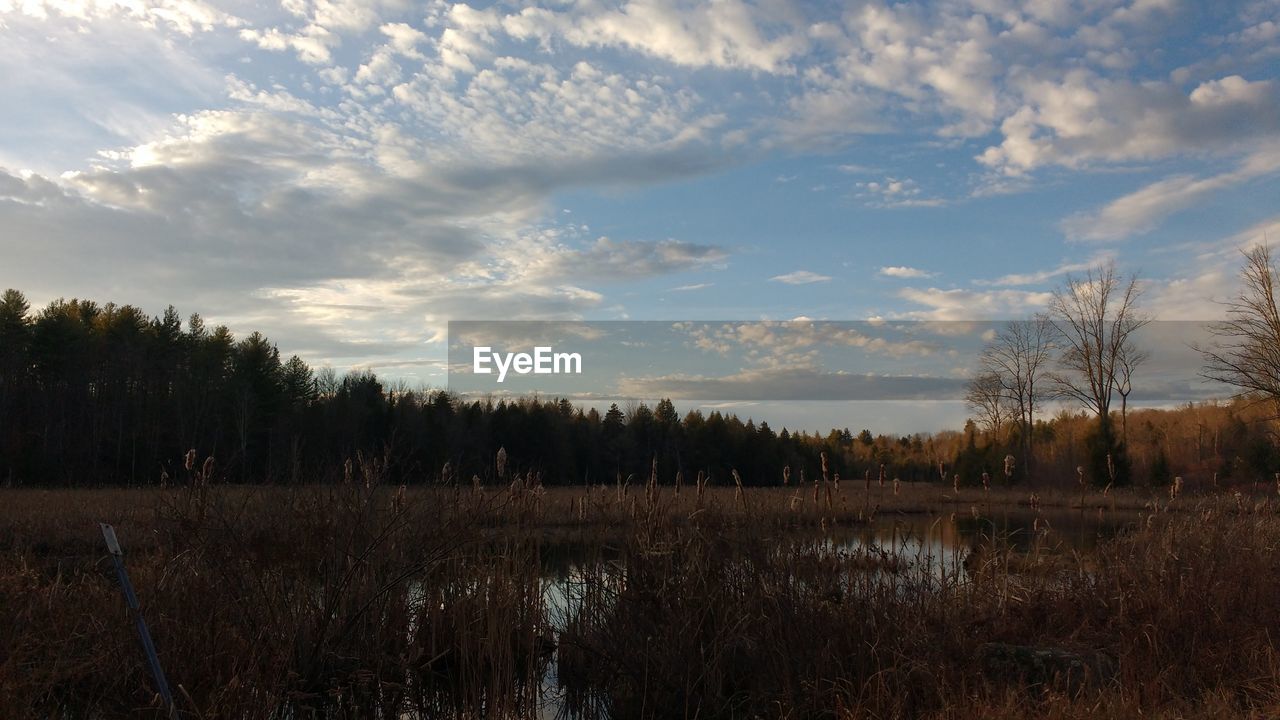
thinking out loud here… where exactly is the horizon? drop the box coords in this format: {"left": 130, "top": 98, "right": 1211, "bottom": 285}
{"left": 4, "top": 0, "right": 1280, "bottom": 431}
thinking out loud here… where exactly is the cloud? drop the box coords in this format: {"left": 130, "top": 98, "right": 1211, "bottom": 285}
{"left": 798, "top": 2, "right": 1004, "bottom": 140}
{"left": 670, "top": 282, "right": 713, "bottom": 291}
{"left": 239, "top": 25, "right": 340, "bottom": 65}
{"left": 677, "top": 321, "right": 940, "bottom": 365}
{"left": 853, "top": 177, "right": 945, "bottom": 207}
{"left": 896, "top": 287, "right": 1053, "bottom": 320}
{"left": 497, "top": 0, "right": 810, "bottom": 73}
{"left": 5, "top": 0, "right": 243, "bottom": 35}
{"left": 389, "top": 58, "right": 723, "bottom": 165}
{"left": 975, "top": 255, "right": 1112, "bottom": 286}
{"left": 1062, "top": 143, "right": 1280, "bottom": 241}
{"left": 0, "top": 96, "right": 730, "bottom": 371}
{"left": 979, "top": 74, "right": 1280, "bottom": 176}
{"left": 617, "top": 367, "right": 968, "bottom": 402}
{"left": 0, "top": 11, "right": 226, "bottom": 173}
{"left": 522, "top": 236, "right": 728, "bottom": 282}
{"left": 1141, "top": 213, "right": 1280, "bottom": 320}
{"left": 879, "top": 266, "right": 938, "bottom": 279}
{"left": 0, "top": 0, "right": 763, "bottom": 379}
{"left": 770, "top": 270, "right": 832, "bottom": 285}
{"left": 4, "top": 0, "right": 1280, "bottom": 380}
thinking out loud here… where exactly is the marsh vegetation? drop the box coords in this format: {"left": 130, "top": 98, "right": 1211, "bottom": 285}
{"left": 3, "top": 478, "right": 1279, "bottom": 719}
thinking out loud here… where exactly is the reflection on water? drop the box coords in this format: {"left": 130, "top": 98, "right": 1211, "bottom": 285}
{"left": 531, "top": 507, "right": 1138, "bottom": 719}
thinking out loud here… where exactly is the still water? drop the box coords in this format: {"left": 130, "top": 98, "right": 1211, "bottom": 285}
{"left": 529, "top": 507, "right": 1137, "bottom": 719}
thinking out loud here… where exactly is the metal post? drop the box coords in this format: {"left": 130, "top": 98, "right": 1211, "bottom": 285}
{"left": 101, "top": 523, "right": 179, "bottom": 719}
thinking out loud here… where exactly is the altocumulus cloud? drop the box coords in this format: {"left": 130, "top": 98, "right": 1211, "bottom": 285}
{"left": 2, "top": 0, "right": 1280, "bottom": 377}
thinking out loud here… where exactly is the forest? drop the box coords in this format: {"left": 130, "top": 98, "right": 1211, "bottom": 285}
{"left": 2, "top": 258, "right": 1280, "bottom": 490}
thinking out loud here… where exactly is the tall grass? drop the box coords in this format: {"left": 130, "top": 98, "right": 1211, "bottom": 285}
{"left": 1, "top": 480, "right": 1278, "bottom": 718}
{"left": 0, "top": 473, "right": 550, "bottom": 718}
{"left": 558, "top": 506, "right": 1280, "bottom": 718}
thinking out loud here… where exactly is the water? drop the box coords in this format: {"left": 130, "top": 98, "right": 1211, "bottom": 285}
{"left": 529, "top": 507, "right": 1137, "bottom": 718}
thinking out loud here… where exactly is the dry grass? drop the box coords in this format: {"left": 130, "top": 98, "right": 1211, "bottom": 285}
{"left": 2, "top": 479, "right": 1279, "bottom": 718}
{"left": 0, "top": 477, "right": 552, "bottom": 718}
{"left": 558, "top": 503, "right": 1280, "bottom": 719}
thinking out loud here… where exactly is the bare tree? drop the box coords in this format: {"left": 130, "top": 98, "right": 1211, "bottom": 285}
{"left": 1048, "top": 261, "right": 1149, "bottom": 421}
{"left": 1115, "top": 340, "right": 1149, "bottom": 444}
{"left": 1201, "top": 245, "right": 1280, "bottom": 417}
{"left": 965, "top": 371, "right": 1009, "bottom": 439}
{"left": 976, "top": 316, "right": 1054, "bottom": 476}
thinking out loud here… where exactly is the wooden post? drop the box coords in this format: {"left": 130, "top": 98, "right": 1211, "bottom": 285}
{"left": 101, "top": 523, "right": 178, "bottom": 719}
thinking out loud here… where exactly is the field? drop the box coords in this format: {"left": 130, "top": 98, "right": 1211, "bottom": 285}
{"left": 3, "top": 480, "right": 1280, "bottom": 719}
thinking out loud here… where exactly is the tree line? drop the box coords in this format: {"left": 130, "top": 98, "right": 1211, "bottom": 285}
{"left": 0, "top": 290, "right": 958, "bottom": 487}
{"left": 5, "top": 246, "right": 1280, "bottom": 489}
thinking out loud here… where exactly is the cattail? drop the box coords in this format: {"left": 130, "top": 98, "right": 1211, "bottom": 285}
{"left": 893, "top": 477, "right": 900, "bottom": 496}
{"left": 1171, "top": 476, "right": 1183, "bottom": 500}
{"left": 675, "top": 470, "right": 683, "bottom": 496}
{"left": 981, "top": 471, "right": 990, "bottom": 491}
{"left": 160, "top": 469, "right": 169, "bottom": 489}
{"left": 833, "top": 472, "right": 840, "bottom": 491}
{"left": 820, "top": 452, "right": 829, "bottom": 482}
{"left": 878, "top": 463, "right": 886, "bottom": 487}
{"left": 864, "top": 467, "right": 871, "bottom": 490}
{"left": 201, "top": 456, "right": 215, "bottom": 483}
{"left": 783, "top": 465, "right": 791, "bottom": 486}
{"left": 649, "top": 455, "right": 659, "bottom": 504}
{"left": 184, "top": 449, "right": 197, "bottom": 472}
{"left": 472, "top": 474, "right": 481, "bottom": 493}
{"left": 1076, "top": 466, "right": 1086, "bottom": 487}
{"left": 953, "top": 473, "right": 960, "bottom": 492}
{"left": 344, "top": 458, "right": 353, "bottom": 484}
{"left": 496, "top": 446, "right": 507, "bottom": 479}
{"left": 1003, "top": 454, "right": 1015, "bottom": 481}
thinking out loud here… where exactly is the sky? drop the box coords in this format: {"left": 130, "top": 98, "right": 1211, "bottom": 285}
{"left": 445, "top": 319, "right": 1222, "bottom": 433}
{"left": 2, "top": 0, "right": 1279, "bottom": 431}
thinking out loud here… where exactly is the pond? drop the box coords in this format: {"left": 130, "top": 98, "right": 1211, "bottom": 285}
{"left": 527, "top": 506, "right": 1139, "bottom": 719}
